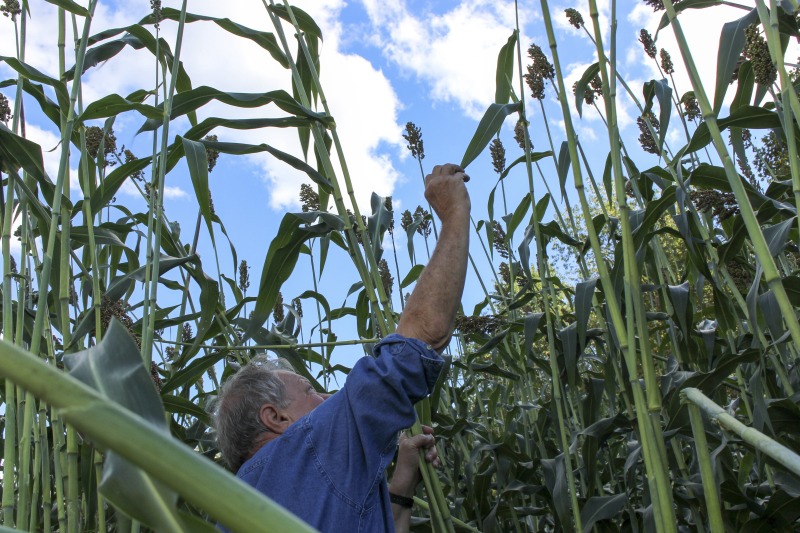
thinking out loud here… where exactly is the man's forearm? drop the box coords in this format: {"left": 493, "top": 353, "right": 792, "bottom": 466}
{"left": 397, "top": 209, "right": 470, "bottom": 350}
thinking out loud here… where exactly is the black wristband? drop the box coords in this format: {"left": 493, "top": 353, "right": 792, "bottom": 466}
{"left": 389, "top": 493, "right": 414, "bottom": 508}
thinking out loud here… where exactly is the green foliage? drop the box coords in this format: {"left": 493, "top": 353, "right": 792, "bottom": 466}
{"left": 1, "top": 0, "right": 800, "bottom": 532}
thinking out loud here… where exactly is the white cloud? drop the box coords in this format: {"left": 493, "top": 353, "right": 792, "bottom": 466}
{"left": 361, "top": 0, "right": 530, "bottom": 118}
{"left": 163, "top": 185, "right": 188, "bottom": 199}
{"left": 1, "top": 0, "right": 404, "bottom": 212}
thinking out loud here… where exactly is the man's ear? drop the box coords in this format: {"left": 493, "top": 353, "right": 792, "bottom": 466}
{"left": 259, "top": 403, "right": 291, "bottom": 434}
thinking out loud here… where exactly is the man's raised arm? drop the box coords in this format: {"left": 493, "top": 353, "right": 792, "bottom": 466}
{"left": 397, "top": 163, "right": 471, "bottom": 352}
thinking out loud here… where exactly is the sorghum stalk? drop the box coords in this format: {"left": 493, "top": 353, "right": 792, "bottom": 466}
{"left": 514, "top": 3, "right": 582, "bottom": 529}
{"left": 28, "top": 399, "right": 41, "bottom": 533}
{"left": 664, "top": 0, "right": 800, "bottom": 349}
{"left": 586, "top": 0, "right": 676, "bottom": 527}
{"left": 683, "top": 387, "right": 800, "bottom": 477}
{"left": 16, "top": 392, "right": 35, "bottom": 528}
{"left": 27, "top": 0, "right": 98, "bottom": 361}
{"left": 687, "top": 403, "right": 725, "bottom": 532}
{"left": 38, "top": 407, "right": 52, "bottom": 533}
{"left": 757, "top": 0, "right": 800, "bottom": 219}
{"left": 543, "top": 0, "right": 677, "bottom": 528}
{"left": 264, "top": 1, "right": 390, "bottom": 337}
{"left": 141, "top": 0, "right": 190, "bottom": 364}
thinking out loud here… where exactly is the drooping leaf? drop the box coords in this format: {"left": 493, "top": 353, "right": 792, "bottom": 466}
{"left": 574, "top": 62, "right": 600, "bottom": 118}
{"left": 580, "top": 493, "right": 628, "bottom": 533}
{"left": 714, "top": 9, "right": 758, "bottom": 114}
{"left": 64, "top": 321, "right": 183, "bottom": 532}
{"left": 643, "top": 78, "right": 672, "bottom": 152}
{"left": 461, "top": 102, "right": 522, "bottom": 168}
{"left": 245, "top": 212, "right": 343, "bottom": 342}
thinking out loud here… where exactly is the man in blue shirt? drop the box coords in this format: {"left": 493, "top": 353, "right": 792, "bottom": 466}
{"left": 214, "top": 163, "right": 470, "bottom": 532}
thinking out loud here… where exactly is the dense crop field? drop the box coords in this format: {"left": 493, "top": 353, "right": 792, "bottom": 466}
{"left": 1, "top": 0, "right": 800, "bottom": 532}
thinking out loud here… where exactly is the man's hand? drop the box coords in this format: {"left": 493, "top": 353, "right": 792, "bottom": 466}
{"left": 424, "top": 164, "right": 471, "bottom": 224}
{"left": 389, "top": 425, "right": 439, "bottom": 498}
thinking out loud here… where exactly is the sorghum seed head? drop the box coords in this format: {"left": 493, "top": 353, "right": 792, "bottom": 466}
{"left": 238, "top": 260, "right": 250, "bottom": 293}
{"left": 204, "top": 135, "right": 220, "bottom": 172}
{"left": 499, "top": 262, "right": 511, "bottom": 287}
{"left": 123, "top": 148, "right": 145, "bottom": 181}
{"left": 637, "top": 112, "right": 660, "bottom": 154}
{"left": 292, "top": 297, "right": 303, "bottom": 318}
{"left": 299, "top": 183, "right": 320, "bottom": 212}
{"left": 400, "top": 209, "right": 413, "bottom": 232}
{"left": 413, "top": 206, "right": 431, "bottom": 238}
{"left": 643, "top": 0, "right": 665, "bottom": 12}
{"left": 384, "top": 196, "right": 395, "bottom": 233}
{"left": 150, "top": 361, "right": 163, "bottom": 392}
{"left": 100, "top": 297, "right": 140, "bottom": 347}
{"left": 403, "top": 122, "right": 425, "bottom": 160}
{"left": 454, "top": 314, "right": 505, "bottom": 336}
{"left": 0, "top": 93, "right": 11, "bottom": 123}
{"left": 681, "top": 92, "right": 701, "bottom": 120}
{"left": 85, "top": 126, "right": 118, "bottom": 167}
{"left": 9, "top": 255, "right": 17, "bottom": 274}
{"left": 524, "top": 44, "right": 554, "bottom": 100}
{"left": 150, "top": 0, "right": 162, "bottom": 29}
{"left": 514, "top": 119, "right": 530, "bottom": 150}
{"left": 1, "top": 0, "right": 21, "bottom": 19}
{"left": 639, "top": 30, "right": 657, "bottom": 59}
{"left": 573, "top": 75, "right": 602, "bottom": 105}
{"left": 660, "top": 49, "right": 674, "bottom": 75}
{"left": 490, "top": 138, "right": 506, "bottom": 174}
{"left": 379, "top": 258, "right": 393, "bottom": 297}
{"left": 565, "top": 8, "right": 583, "bottom": 28}
{"left": 491, "top": 221, "right": 509, "bottom": 259}
{"left": 182, "top": 323, "right": 193, "bottom": 343}
{"left": 273, "top": 292, "right": 285, "bottom": 323}
{"left": 744, "top": 25, "right": 776, "bottom": 86}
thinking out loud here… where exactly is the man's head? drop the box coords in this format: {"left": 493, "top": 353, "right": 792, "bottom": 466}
{"left": 213, "top": 357, "right": 329, "bottom": 471}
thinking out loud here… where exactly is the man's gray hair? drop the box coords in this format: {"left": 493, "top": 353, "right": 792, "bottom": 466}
{"left": 213, "top": 356, "right": 294, "bottom": 472}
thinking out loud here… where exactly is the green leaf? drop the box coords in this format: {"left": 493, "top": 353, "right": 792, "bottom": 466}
{"left": 580, "top": 493, "right": 628, "bottom": 533}
{"left": 181, "top": 138, "right": 215, "bottom": 246}
{"left": 731, "top": 61, "right": 755, "bottom": 113}
{"left": 643, "top": 79, "right": 672, "bottom": 152}
{"left": 460, "top": 102, "right": 522, "bottom": 169}
{"left": 161, "top": 394, "right": 212, "bottom": 426}
{"left": 495, "top": 31, "right": 518, "bottom": 104}
{"left": 268, "top": 4, "right": 323, "bottom": 41}
{"left": 400, "top": 264, "right": 425, "bottom": 289}
{"left": 80, "top": 93, "right": 162, "bottom": 122}
{"left": 763, "top": 217, "right": 796, "bottom": 256}
{"left": 0, "top": 56, "right": 70, "bottom": 109}
{"left": 557, "top": 141, "right": 571, "bottom": 196}
{"left": 245, "top": 212, "right": 343, "bottom": 341}
{"left": 714, "top": 9, "right": 758, "bottom": 114}
{"left": 44, "top": 0, "right": 89, "bottom": 16}
{"left": 657, "top": 0, "right": 721, "bottom": 32}
{"left": 507, "top": 193, "right": 532, "bottom": 241}
{"left": 574, "top": 62, "right": 600, "bottom": 118}
{"left": 575, "top": 278, "right": 597, "bottom": 357}
{"left": 197, "top": 139, "right": 332, "bottom": 192}
{"left": 64, "top": 321, "right": 183, "bottom": 533}
{"left": 0, "top": 123, "right": 47, "bottom": 182}
{"left": 145, "top": 7, "right": 289, "bottom": 68}
{"left": 686, "top": 106, "right": 782, "bottom": 153}
{"left": 498, "top": 151, "right": 553, "bottom": 181}
{"left": 138, "top": 87, "right": 331, "bottom": 134}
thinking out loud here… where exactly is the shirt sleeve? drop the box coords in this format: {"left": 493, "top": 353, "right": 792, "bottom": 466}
{"left": 304, "top": 333, "right": 444, "bottom": 507}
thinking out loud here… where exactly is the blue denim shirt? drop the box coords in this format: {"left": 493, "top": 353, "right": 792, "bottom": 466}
{"left": 236, "top": 334, "right": 444, "bottom": 532}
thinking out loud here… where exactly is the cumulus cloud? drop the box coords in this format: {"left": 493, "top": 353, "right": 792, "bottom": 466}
{"left": 360, "top": 0, "right": 531, "bottom": 118}
{"left": 0, "top": 0, "right": 404, "bottom": 212}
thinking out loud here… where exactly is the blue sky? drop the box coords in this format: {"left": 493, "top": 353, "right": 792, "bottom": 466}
{"left": 1, "top": 0, "right": 762, "bottom": 368}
